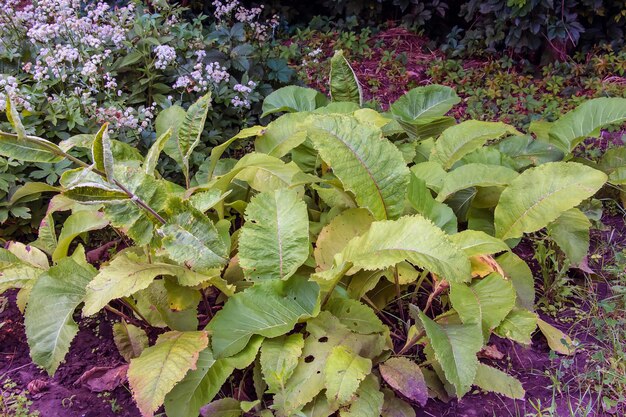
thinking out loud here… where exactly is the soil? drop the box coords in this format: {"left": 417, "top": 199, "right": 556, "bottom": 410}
{"left": 1, "top": 296, "right": 140, "bottom": 417}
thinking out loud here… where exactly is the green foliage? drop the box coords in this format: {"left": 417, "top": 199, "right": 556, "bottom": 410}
{"left": 0, "top": 72, "right": 623, "bottom": 417}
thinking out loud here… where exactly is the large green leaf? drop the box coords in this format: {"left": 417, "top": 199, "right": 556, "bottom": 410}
{"left": 598, "top": 147, "right": 626, "bottom": 185}
{"left": 92, "top": 123, "right": 114, "bottom": 181}
{"left": 9, "top": 182, "right": 59, "bottom": 205}
{"left": 407, "top": 174, "right": 457, "bottom": 234}
{"left": 205, "top": 126, "right": 265, "bottom": 181}
{"left": 494, "top": 308, "right": 538, "bottom": 345}
{"left": 379, "top": 357, "right": 428, "bottom": 406}
{"left": 210, "top": 152, "right": 313, "bottom": 194}
{"left": 255, "top": 113, "right": 308, "bottom": 158}
{"left": 494, "top": 162, "right": 607, "bottom": 240}
{"left": 143, "top": 128, "right": 172, "bottom": 175}
{"left": 24, "top": 253, "right": 97, "bottom": 375}
{"left": 178, "top": 94, "right": 211, "bottom": 184}
{"left": 199, "top": 398, "right": 242, "bottom": 417}
{"left": 547, "top": 208, "right": 591, "bottom": 264}
{"left": 381, "top": 388, "right": 416, "bottom": 417}
{"left": 0, "top": 131, "right": 64, "bottom": 163}
{"left": 207, "top": 276, "right": 320, "bottom": 358}
{"left": 324, "top": 297, "right": 386, "bottom": 335}
{"left": 329, "top": 50, "right": 362, "bottom": 106}
{"left": 262, "top": 86, "right": 328, "bottom": 118}
{"left": 260, "top": 334, "right": 304, "bottom": 393}
{"left": 548, "top": 98, "right": 626, "bottom": 152}
{"left": 321, "top": 216, "right": 470, "bottom": 287}
{"left": 159, "top": 199, "right": 229, "bottom": 273}
{"left": 436, "top": 163, "right": 518, "bottom": 202}
{"left": 306, "top": 114, "right": 410, "bottom": 220}
{"left": 449, "top": 273, "right": 516, "bottom": 337}
{"left": 325, "top": 345, "right": 372, "bottom": 405}
{"left": 430, "top": 121, "right": 520, "bottom": 170}
{"left": 62, "top": 184, "right": 129, "bottom": 203}
{"left": 157, "top": 104, "right": 187, "bottom": 167}
{"left": 128, "top": 331, "right": 209, "bottom": 417}
{"left": 239, "top": 189, "right": 309, "bottom": 281}
{"left": 164, "top": 337, "right": 262, "bottom": 417}
{"left": 496, "top": 135, "right": 564, "bottom": 169}
{"left": 390, "top": 85, "right": 459, "bottom": 121}
{"left": 102, "top": 166, "right": 170, "bottom": 245}
{"left": 496, "top": 252, "right": 535, "bottom": 310}
{"left": 473, "top": 363, "right": 525, "bottom": 399}
{"left": 449, "top": 230, "right": 509, "bottom": 257}
{"left": 52, "top": 210, "right": 109, "bottom": 261}
{"left": 411, "top": 161, "right": 447, "bottom": 192}
{"left": 418, "top": 310, "right": 483, "bottom": 397}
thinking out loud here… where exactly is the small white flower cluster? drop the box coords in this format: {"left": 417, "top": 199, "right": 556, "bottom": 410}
{"left": 154, "top": 45, "right": 176, "bottom": 70}
{"left": 173, "top": 56, "right": 230, "bottom": 93}
{"left": 231, "top": 80, "right": 257, "bottom": 109}
{"left": 1, "top": 0, "right": 134, "bottom": 93}
{"left": 212, "top": 0, "right": 279, "bottom": 41}
{"left": 302, "top": 48, "right": 324, "bottom": 66}
{"left": 91, "top": 106, "right": 137, "bottom": 130}
{"left": 212, "top": 0, "right": 239, "bottom": 20}
{"left": 0, "top": 76, "right": 33, "bottom": 112}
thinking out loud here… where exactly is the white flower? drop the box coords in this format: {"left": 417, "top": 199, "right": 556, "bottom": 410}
{"left": 154, "top": 45, "right": 176, "bottom": 69}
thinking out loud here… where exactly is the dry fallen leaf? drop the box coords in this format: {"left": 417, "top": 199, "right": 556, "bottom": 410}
{"left": 76, "top": 364, "right": 129, "bottom": 392}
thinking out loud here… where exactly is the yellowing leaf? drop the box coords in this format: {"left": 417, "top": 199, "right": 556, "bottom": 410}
{"left": 260, "top": 334, "right": 304, "bottom": 393}
{"left": 473, "top": 363, "right": 525, "bottom": 399}
{"left": 537, "top": 318, "right": 576, "bottom": 355}
{"left": 113, "top": 321, "right": 149, "bottom": 362}
{"left": 314, "top": 208, "right": 374, "bottom": 271}
{"left": 436, "top": 163, "right": 518, "bottom": 202}
{"left": 128, "top": 331, "right": 209, "bottom": 417}
{"left": 325, "top": 346, "right": 372, "bottom": 405}
{"left": 329, "top": 215, "right": 470, "bottom": 285}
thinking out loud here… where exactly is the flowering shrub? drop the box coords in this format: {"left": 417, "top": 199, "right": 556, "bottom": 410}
{"left": 0, "top": 0, "right": 294, "bottom": 233}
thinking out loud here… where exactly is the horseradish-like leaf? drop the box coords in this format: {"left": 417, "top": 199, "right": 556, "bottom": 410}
{"left": 494, "top": 162, "right": 606, "bottom": 240}
{"left": 239, "top": 189, "right": 309, "bottom": 281}
{"left": 128, "top": 331, "right": 209, "bottom": 417}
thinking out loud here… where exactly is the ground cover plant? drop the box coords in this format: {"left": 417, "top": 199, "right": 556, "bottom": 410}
{"left": 1, "top": 50, "right": 625, "bottom": 416}
{"left": 282, "top": 25, "right": 626, "bottom": 125}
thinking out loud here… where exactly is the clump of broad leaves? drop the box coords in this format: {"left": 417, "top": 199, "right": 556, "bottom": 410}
{"left": 1, "top": 52, "right": 625, "bottom": 417}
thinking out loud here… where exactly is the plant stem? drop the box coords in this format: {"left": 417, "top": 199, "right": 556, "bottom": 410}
{"left": 3, "top": 131, "right": 167, "bottom": 224}
{"left": 397, "top": 329, "right": 425, "bottom": 355}
{"left": 393, "top": 266, "right": 406, "bottom": 323}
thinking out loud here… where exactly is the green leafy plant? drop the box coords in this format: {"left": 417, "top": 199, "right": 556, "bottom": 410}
{"left": 1, "top": 58, "right": 625, "bottom": 417}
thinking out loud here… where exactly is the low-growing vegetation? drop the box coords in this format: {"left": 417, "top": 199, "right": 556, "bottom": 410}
{"left": 1, "top": 1, "right": 625, "bottom": 417}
